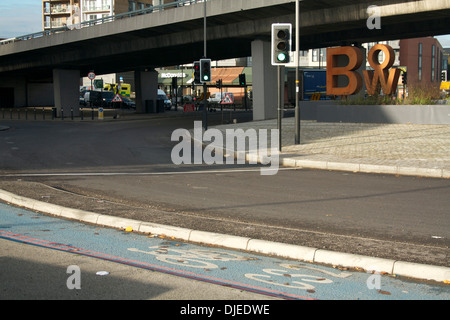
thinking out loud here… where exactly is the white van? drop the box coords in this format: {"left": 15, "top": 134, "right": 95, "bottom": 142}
{"left": 208, "top": 92, "right": 234, "bottom": 104}
{"left": 158, "top": 89, "right": 172, "bottom": 110}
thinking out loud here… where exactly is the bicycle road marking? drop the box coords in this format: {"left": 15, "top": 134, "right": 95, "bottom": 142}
{"left": 128, "top": 245, "right": 353, "bottom": 292}
{"left": 1, "top": 201, "right": 449, "bottom": 300}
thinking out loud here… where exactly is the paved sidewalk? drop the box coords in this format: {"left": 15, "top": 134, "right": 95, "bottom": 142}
{"left": 213, "top": 118, "right": 450, "bottom": 178}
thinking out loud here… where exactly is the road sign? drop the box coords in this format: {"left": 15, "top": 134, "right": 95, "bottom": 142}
{"left": 112, "top": 94, "right": 123, "bottom": 103}
{"left": 221, "top": 93, "right": 234, "bottom": 105}
{"left": 88, "top": 72, "right": 96, "bottom": 80}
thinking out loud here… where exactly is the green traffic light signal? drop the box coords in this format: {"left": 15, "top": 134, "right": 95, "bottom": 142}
{"left": 277, "top": 52, "right": 287, "bottom": 63}
{"left": 200, "top": 58, "right": 211, "bottom": 83}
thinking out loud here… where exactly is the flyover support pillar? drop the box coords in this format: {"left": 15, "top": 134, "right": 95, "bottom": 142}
{"left": 135, "top": 69, "right": 158, "bottom": 114}
{"left": 53, "top": 69, "right": 80, "bottom": 117}
{"left": 251, "top": 39, "right": 278, "bottom": 121}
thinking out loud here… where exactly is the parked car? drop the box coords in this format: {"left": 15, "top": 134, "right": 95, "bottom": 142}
{"left": 81, "top": 90, "right": 112, "bottom": 108}
{"left": 81, "top": 90, "right": 133, "bottom": 108}
{"left": 122, "top": 96, "right": 136, "bottom": 109}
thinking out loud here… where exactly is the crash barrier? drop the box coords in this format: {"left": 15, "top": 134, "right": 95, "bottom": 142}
{"left": 1, "top": 0, "right": 210, "bottom": 46}
{"left": 0, "top": 107, "right": 125, "bottom": 121}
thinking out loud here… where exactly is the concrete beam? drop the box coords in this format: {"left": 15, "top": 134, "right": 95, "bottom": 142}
{"left": 1, "top": 0, "right": 450, "bottom": 78}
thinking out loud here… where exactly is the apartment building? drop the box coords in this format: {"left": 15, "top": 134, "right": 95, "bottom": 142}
{"left": 42, "top": 0, "right": 155, "bottom": 89}
{"left": 42, "top": 0, "right": 154, "bottom": 30}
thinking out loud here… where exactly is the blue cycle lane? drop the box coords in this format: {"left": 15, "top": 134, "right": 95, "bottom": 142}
{"left": 0, "top": 201, "right": 448, "bottom": 301}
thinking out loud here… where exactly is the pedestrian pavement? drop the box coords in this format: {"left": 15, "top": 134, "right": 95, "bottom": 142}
{"left": 212, "top": 118, "right": 450, "bottom": 178}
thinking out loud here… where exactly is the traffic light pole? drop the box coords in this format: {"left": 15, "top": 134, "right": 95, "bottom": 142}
{"left": 295, "top": 0, "right": 301, "bottom": 145}
{"left": 278, "top": 65, "right": 284, "bottom": 152}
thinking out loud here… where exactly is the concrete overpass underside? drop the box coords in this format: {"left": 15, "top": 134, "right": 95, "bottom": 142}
{"left": 0, "top": 0, "right": 449, "bottom": 117}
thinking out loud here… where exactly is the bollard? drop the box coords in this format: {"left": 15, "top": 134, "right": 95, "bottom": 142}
{"left": 17, "top": 109, "right": 20, "bottom": 120}
{"left": 81, "top": 109, "right": 84, "bottom": 120}
{"left": 61, "top": 109, "right": 64, "bottom": 120}
{"left": 42, "top": 108, "right": 45, "bottom": 120}
{"left": 34, "top": 108, "right": 36, "bottom": 120}
{"left": 98, "top": 107, "right": 104, "bottom": 120}
{"left": 71, "top": 108, "right": 73, "bottom": 120}
{"left": 91, "top": 108, "right": 94, "bottom": 120}
{"left": 25, "top": 109, "right": 28, "bottom": 120}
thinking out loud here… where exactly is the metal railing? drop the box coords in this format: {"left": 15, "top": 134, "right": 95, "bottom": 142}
{"left": 0, "top": 0, "right": 208, "bottom": 46}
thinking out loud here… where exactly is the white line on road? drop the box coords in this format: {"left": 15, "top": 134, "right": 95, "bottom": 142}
{"left": 0, "top": 167, "right": 299, "bottom": 177}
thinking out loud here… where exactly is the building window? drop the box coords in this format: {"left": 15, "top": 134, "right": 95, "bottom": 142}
{"left": 129, "top": 1, "right": 136, "bottom": 12}
{"left": 431, "top": 45, "right": 436, "bottom": 82}
{"left": 300, "top": 50, "right": 308, "bottom": 57}
{"left": 312, "top": 49, "right": 319, "bottom": 62}
{"left": 418, "top": 43, "right": 423, "bottom": 81}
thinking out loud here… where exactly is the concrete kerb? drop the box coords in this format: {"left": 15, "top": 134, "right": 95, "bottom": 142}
{"left": 0, "top": 126, "right": 10, "bottom": 131}
{"left": 189, "top": 124, "right": 447, "bottom": 179}
{"left": 286, "top": 158, "right": 447, "bottom": 179}
{"left": 0, "top": 188, "right": 449, "bottom": 283}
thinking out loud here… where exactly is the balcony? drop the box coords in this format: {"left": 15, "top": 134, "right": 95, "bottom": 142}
{"left": 44, "top": 18, "right": 68, "bottom": 29}
{"left": 43, "top": 5, "right": 71, "bottom": 15}
{"left": 82, "top": 5, "right": 111, "bottom": 13}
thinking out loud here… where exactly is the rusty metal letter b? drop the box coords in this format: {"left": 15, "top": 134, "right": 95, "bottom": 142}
{"left": 326, "top": 47, "right": 364, "bottom": 96}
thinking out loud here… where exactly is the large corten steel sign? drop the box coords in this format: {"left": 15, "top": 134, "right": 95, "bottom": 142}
{"left": 326, "top": 44, "right": 401, "bottom": 96}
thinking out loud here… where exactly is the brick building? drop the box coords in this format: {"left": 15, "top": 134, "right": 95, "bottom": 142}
{"left": 399, "top": 37, "right": 445, "bottom": 86}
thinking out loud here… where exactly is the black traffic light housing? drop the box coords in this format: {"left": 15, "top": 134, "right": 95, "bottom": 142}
{"left": 239, "top": 74, "right": 246, "bottom": 86}
{"left": 272, "top": 23, "right": 292, "bottom": 65}
{"left": 200, "top": 58, "right": 212, "bottom": 83}
{"left": 402, "top": 72, "right": 407, "bottom": 85}
{"left": 193, "top": 61, "right": 201, "bottom": 84}
{"left": 172, "top": 77, "right": 178, "bottom": 89}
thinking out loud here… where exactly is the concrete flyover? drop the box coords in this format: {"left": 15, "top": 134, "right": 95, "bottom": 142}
{"left": 0, "top": 0, "right": 449, "bottom": 118}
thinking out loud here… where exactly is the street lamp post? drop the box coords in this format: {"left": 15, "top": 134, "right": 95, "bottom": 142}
{"left": 203, "top": 0, "right": 208, "bottom": 131}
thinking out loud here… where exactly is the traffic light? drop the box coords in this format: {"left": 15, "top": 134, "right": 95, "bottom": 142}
{"left": 200, "top": 58, "right": 212, "bottom": 83}
{"left": 272, "top": 23, "right": 292, "bottom": 65}
{"left": 193, "top": 61, "right": 200, "bottom": 84}
{"left": 442, "top": 71, "right": 447, "bottom": 82}
{"left": 402, "top": 72, "right": 407, "bottom": 85}
{"left": 239, "top": 74, "right": 246, "bottom": 86}
{"left": 172, "top": 77, "right": 177, "bottom": 89}
{"left": 216, "top": 79, "right": 222, "bottom": 88}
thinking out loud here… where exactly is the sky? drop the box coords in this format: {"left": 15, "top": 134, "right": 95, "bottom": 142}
{"left": 0, "top": 1, "right": 449, "bottom": 47}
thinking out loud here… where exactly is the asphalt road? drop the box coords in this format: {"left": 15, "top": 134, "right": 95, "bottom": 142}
{"left": 0, "top": 112, "right": 449, "bottom": 267}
